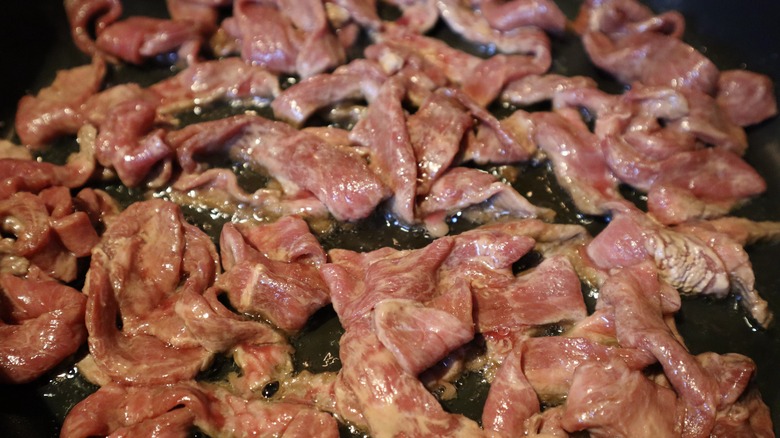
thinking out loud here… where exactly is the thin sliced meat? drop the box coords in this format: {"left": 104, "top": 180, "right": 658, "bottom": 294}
{"left": 603, "top": 136, "right": 766, "bottom": 224}
{"left": 560, "top": 357, "right": 680, "bottom": 437}
{"left": 84, "top": 200, "right": 218, "bottom": 384}
{"left": 532, "top": 109, "right": 623, "bottom": 215}
{"left": 473, "top": 255, "right": 587, "bottom": 332}
{"left": 437, "top": 0, "right": 554, "bottom": 56}
{"left": 228, "top": 0, "right": 299, "bottom": 73}
{"left": 170, "top": 169, "right": 330, "bottom": 219}
{"left": 419, "top": 167, "right": 555, "bottom": 237}
{"left": 64, "top": 0, "right": 123, "bottom": 57}
{"left": 480, "top": 0, "right": 566, "bottom": 33}
{"left": 0, "top": 274, "right": 87, "bottom": 383}
{"left": 667, "top": 89, "right": 747, "bottom": 155}
{"left": 279, "top": 0, "right": 345, "bottom": 78}
{"left": 96, "top": 17, "right": 201, "bottom": 65}
{"left": 151, "top": 57, "right": 280, "bottom": 113}
{"left": 170, "top": 114, "right": 389, "bottom": 221}
{"left": 501, "top": 74, "right": 597, "bottom": 107}
{"left": 323, "top": 238, "right": 454, "bottom": 328}
{"left": 716, "top": 69, "right": 778, "bottom": 127}
{"left": 675, "top": 221, "right": 773, "bottom": 327}
{"left": 522, "top": 335, "right": 651, "bottom": 401}
{"left": 482, "top": 344, "right": 540, "bottom": 437}
{"left": 217, "top": 222, "right": 330, "bottom": 332}
{"left": 597, "top": 264, "right": 719, "bottom": 437}
{"left": 334, "top": 321, "right": 485, "bottom": 437}
{"left": 94, "top": 99, "right": 173, "bottom": 187}
{"left": 587, "top": 203, "right": 731, "bottom": 298}
{"left": 61, "top": 381, "right": 339, "bottom": 438}
{"left": 14, "top": 57, "right": 106, "bottom": 147}
{"left": 271, "top": 59, "right": 387, "bottom": 126}
{"left": 407, "top": 90, "right": 472, "bottom": 195}
{"left": 373, "top": 298, "right": 473, "bottom": 376}
{"left": 349, "top": 76, "right": 417, "bottom": 223}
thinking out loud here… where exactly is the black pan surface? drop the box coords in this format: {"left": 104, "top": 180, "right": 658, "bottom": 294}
{"left": 1, "top": 1, "right": 779, "bottom": 436}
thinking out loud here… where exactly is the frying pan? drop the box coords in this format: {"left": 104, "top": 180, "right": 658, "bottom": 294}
{"left": 1, "top": 0, "right": 779, "bottom": 436}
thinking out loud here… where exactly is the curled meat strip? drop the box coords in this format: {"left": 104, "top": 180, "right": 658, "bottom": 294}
{"left": 0, "top": 273, "right": 87, "bottom": 383}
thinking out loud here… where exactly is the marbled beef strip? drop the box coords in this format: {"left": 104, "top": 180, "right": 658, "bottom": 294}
{"left": 171, "top": 168, "right": 330, "bottom": 219}
{"left": 96, "top": 16, "right": 202, "bottom": 65}
{"left": 0, "top": 274, "right": 87, "bottom": 383}
{"left": 576, "top": 0, "right": 719, "bottom": 94}
{"left": 84, "top": 200, "right": 217, "bottom": 385}
{"left": 94, "top": 98, "right": 173, "bottom": 187}
{"left": 14, "top": 57, "right": 105, "bottom": 148}
{"left": 437, "top": 0, "right": 556, "bottom": 55}
{"left": 603, "top": 137, "right": 766, "bottom": 224}
{"left": 473, "top": 255, "right": 587, "bottom": 333}
{"left": 216, "top": 220, "right": 330, "bottom": 332}
{"left": 674, "top": 221, "right": 773, "bottom": 327}
{"left": 531, "top": 109, "right": 624, "bottom": 216}
{"left": 717, "top": 70, "right": 778, "bottom": 127}
{"left": 596, "top": 264, "right": 718, "bottom": 437}
{"left": 406, "top": 90, "right": 472, "bottom": 195}
{"left": 0, "top": 190, "right": 98, "bottom": 282}
{"left": 500, "top": 73, "right": 598, "bottom": 107}
{"left": 373, "top": 298, "right": 473, "bottom": 376}
{"left": 560, "top": 357, "right": 681, "bottom": 436}
{"left": 333, "top": 320, "right": 485, "bottom": 437}
{"left": 170, "top": 114, "right": 389, "bottom": 221}
{"left": 323, "top": 238, "right": 454, "bottom": 329}
{"left": 61, "top": 381, "right": 340, "bottom": 438}
{"left": 64, "top": 0, "right": 122, "bottom": 58}
{"left": 271, "top": 59, "right": 387, "bottom": 126}
{"left": 151, "top": 57, "right": 280, "bottom": 113}
{"left": 482, "top": 342, "right": 540, "bottom": 437}
{"left": 419, "top": 167, "right": 555, "bottom": 237}
{"left": 349, "top": 76, "right": 418, "bottom": 224}
{"left": 279, "top": 0, "right": 346, "bottom": 78}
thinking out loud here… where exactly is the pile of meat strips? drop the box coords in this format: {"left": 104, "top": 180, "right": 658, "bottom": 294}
{"left": 2, "top": 0, "right": 779, "bottom": 436}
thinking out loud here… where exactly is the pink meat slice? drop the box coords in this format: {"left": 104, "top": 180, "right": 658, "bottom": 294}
{"left": 279, "top": 0, "right": 345, "bottom": 78}
{"left": 271, "top": 59, "right": 387, "bottom": 126}
{"left": 587, "top": 203, "right": 731, "bottom": 298}
{"left": 169, "top": 114, "right": 389, "bottom": 221}
{"left": 407, "top": 90, "right": 472, "bottom": 194}
{"left": 96, "top": 16, "right": 201, "bottom": 65}
{"left": 323, "top": 238, "right": 454, "bottom": 328}
{"left": 15, "top": 57, "right": 106, "bottom": 147}
{"left": 0, "top": 274, "right": 87, "bottom": 384}
{"left": 473, "top": 255, "right": 587, "bottom": 332}
{"left": 94, "top": 99, "right": 173, "bottom": 187}
{"left": 217, "top": 222, "right": 330, "bottom": 332}
{"left": 480, "top": 0, "right": 567, "bottom": 33}
{"left": 151, "top": 57, "right": 280, "bottom": 112}
{"left": 597, "top": 264, "right": 719, "bottom": 437}
{"left": 61, "top": 381, "right": 339, "bottom": 438}
{"left": 419, "top": 167, "right": 554, "bottom": 236}
{"left": 716, "top": 69, "right": 778, "bottom": 127}
{"left": 64, "top": 0, "right": 123, "bottom": 57}
{"left": 560, "top": 357, "right": 680, "bottom": 437}
{"left": 604, "top": 137, "right": 766, "bottom": 224}
{"left": 521, "top": 335, "right": 652, "bottom": 401}
{"left": 349, "top": 76, "right": 417, "bottom": 223}
{"left": 674, "top": 221, "right": 773, "bottom": 327}
{"left": 532, "top": 109, "right": 623, "bottom": 215}
{"left": 577, "top": 0, "right": 719, "bottom": 94}
{"left": 373, "top": 298, "right": 473, "bottom": 376}
{"left": 84, "top": 199, "right": 219, "bottom": 384}
{"left": 501, "top": 73, "right": 598, "bottom": 107}
{"left": 334, "top": 321, "right": 485, "bottom": 437}
{"left": 482, "top": 344, "right": 540, "bottom": 437}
